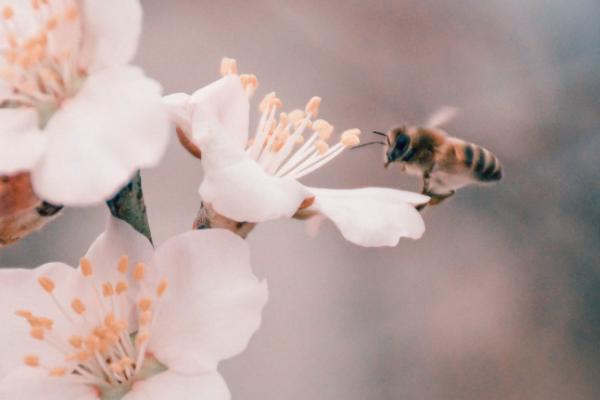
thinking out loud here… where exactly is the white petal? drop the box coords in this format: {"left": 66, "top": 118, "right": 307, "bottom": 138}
{"left": 0, "top": 367, "right": 98, "bottom": 400}
{"left": 148, "top": 230, "right": 268, "bottom": 374}
{"left": 306, "top": 187, "right": 429, "bottom": 247}
{"left": 79, "top": 0, "right": 142, "bottom": 71}
{"left": 123, "top": 371, "right": 230, "bottom": 400}
{"left": 32, "top": 66, "right": 170, "bottom": 206}
{"left": 200, "top": 158, "right": 310, "bottom": 222}
{"left": 0, "top": 263, "right": 94, "bottom": 378}
{"left": 0, "top": 108, "right": 46, "bottom": 175}
{"left": 163, "top": 93, "right": 192, "bottom": 135}
{"left": 189, "top": 76, "right": 249, "bottom": 148}
{"left": 83, "top": 216, "right": 154, "bottom": 285}
{"left": 194, "top": 116, "right": 310, "bottom": 222}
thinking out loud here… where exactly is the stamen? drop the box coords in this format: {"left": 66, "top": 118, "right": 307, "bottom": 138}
{"left": 315, "top": 140, "right": 329, "bottom": 155}
{"left": 133, "top": 263, "right": 145, "bottom": 281}
{"left": 15, "top": 310, "right": 33, "bottom": 318}
{"left": 38, "top": 277, "right": 55, "bottom": 293}
{"left": 313, "top": 119, "right": 334, "bottom": 140}
{"left": 135, "top": 332, "right": 149, "bottom": 348}
{"left": 118, "top": 255, "right": 129, "bottom": 274}
{"left": 220, "top": 57, "right": 238, "bottom": 76}
{"left": 259, "top": 92, "right": 282, "bottom": 113}
{"left": 139, "top": 311, "right": 152, "bottom": 325}
{"left": 2, "top": 6, "right": 14, "bottom": 20}
{"left": 115, "top": 281, "right": 128, "bottom": 295}
{"left": 305, "top": 96, "right": 322, "bottom": 117}
{"left": 156, "top": 279, "right": 169, "bottom": 297}
{"left": 102, "top": 282, "right": 114, "bottom": 297}
{"left": 71, "top": 299, "right": 86, "bottom": 315}
{"left": 49, "top": 367, "right": 67, "bottom": 377}
{"left": 80, "top": 257, "right": 93, "bottom": 277}
{"left": 69, "top": 335, "right": 83, "bottom": 349}
{"left": 240, "top": 74, "right": 258, "bottom": 97}
{"left": 30, "top": 327, "right": 45, "bottom": 340}
{"left": 341, "top": 133, "right": 360, "bottom": 147}
{"left": 24, "top": 355, "right": 40, "bottom": 367}
{"left": 138, "top": 298, "right": 152, "bottom": 312}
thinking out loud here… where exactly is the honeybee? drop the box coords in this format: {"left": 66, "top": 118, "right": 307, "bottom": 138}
{"left": 358, "top": 108, "right": 502, "bottom": 209}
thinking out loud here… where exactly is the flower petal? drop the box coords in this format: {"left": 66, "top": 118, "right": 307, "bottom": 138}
{"left": 305, "top": 187, "right": 429, "bottom": 247}
{"left": 189, "top": 75, "right": 249, "bottom": 148}
{"left": 31, "top": 66, "right": 170, "bottom": 206}
{"left": 83, "top": 216, "right": 154, "bottom": 287}
{"left": 0, "top": 263, "right": 94, "bottom": 378}
{"left": 0, "top": 367, "right": 98, "bottom": 400}
{"left": 79, "top": 0, "right": 143, "bottom": 71}
{"left": 0, "top": 108, "right": 46, "bottom": 175}
{"left": 148, "top": 230, "right": 268, "bottom": 374}
{"left": 123, "top": 371, "right": 230, "bottom": 400}
{"left": 163, "top": 93, "right": 192, "bottom": 135}
{"left": 200, "top": 158, "right": 310, "bottom": 222}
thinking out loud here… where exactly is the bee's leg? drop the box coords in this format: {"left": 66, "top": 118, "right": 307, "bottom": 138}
{"left": 428, "top": 191, "right": 455, "bottom": 206}
{"left": 417, "top": 173, "right": 432, "bottom": 212}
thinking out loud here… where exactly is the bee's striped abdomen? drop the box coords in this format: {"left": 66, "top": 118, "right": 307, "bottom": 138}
{"left": 466, "top": 143, "right": 502, "bottom": 182}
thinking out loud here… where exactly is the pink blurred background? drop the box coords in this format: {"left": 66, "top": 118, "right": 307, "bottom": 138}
{"left": 2, "top": 1, "right": 599, "bottom": 399}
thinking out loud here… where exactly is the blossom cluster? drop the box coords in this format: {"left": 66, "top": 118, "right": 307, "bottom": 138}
{"left": 0, "top": 1, "right": 429, "bottom": 399}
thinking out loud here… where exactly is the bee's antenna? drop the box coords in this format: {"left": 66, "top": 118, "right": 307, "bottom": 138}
{"left": 371, "top": 131, "right": 387, "bottom": 137}
{"left": 351, "top": 141, "right": 386, "bottom": 150}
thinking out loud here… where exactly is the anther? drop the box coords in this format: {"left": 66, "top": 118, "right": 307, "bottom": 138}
{"left": 133, "top": 263, "right": 145, "bottom": 281}
{"left": 15, "top": 310, "right": 33, "bottom": 319}
{"left": 65, "top": 6, "right": 78, "bottom": 21}
{"left": 341, "top": 128, "right": 361, "bottom": 139}
{"left": 46, "top": 16, "right": 58, "bottom": 30}
{"left": 102, "top": 282, "right": 114, "bottom": 297}
{"left": 38, "top": 277, "right": 55, "bottom": 293}
{"left": 315, "top": 140, "right": 329, "bottom": 155}
{"left": 313, "top": 119, "right": 334, "bottom": 140}
{"left": 69, "top": 335, "right": 83, "bottom": 349}
{"left": 116, "top": 281, "right": 129, "bottom": 294}
{"left": 38, "top": 317, "right": 54, "bottom": 330}
{"left": 49, "top": 367, "right": 66, "bottom": 377}
{"left": 24, "top": 355, "right": 40, "bottom": 367}
{"left": 118, "top": 255, "right": 129, "bottom": 274}
{"left": 138, "top": 298, "right": 152, "bottom": 312}
{"left": 156, "top": 279, "right": 169, "bottom": 297}
{"left": 342, "top": 134, "right": 360, "bottom": 147}
{"left": 288, "top": 109, "right": 305, "bottom": 123}
{"left": 305, "top": 96, "right": 322, "bottom": 117}
{"left": 71, "top": 299, "right": 86, "bottom": 315}
{"left": 80, "top": 257, "right": 93, "bottom": 277}
{"left": 220, "top": 57, "right": 238, "bottom": 76}
{"left": 240, "top": 74, "right": 259, "bottom": 97}
{"left": 2, "top": 6, "right": 14, "bottom": 20}
{"left": 30, "top": 327, "right": 45, "bottom": 340}
{"left": 259, "top": 92, "right": 281, "bottom": 112}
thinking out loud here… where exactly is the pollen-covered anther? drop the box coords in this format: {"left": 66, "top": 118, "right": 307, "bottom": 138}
{"left": 15, "top": 310, "right": 33, "bottom": 319}
{"left": 288, "top": 109, "right": 305, "bottom": 124}
{"left": 49, "top": 367, "right": 67, "bottom": 377}
{"left": 259, "top": 92, "right": 282, "bottom": 113}
{"left": 117, "top": 255, "right": 129, "bottom": 275}
{"left": 220, "top": 57, "right": 238, "bottom": 76}
{"left": 138, "top": 298, "right": 153, "bottom": 312}
{"left": 71, "top": 299, "right": 86, "bottom": 315}
{"left": 116, "top": 281, "right": 129, "bottom": 295}
{"left": 156, "top": 279, "right": 169, "bottom": 297}
{"left": 102, "top": 282, "right": 114, "bottom": 297}
{"left": 133, "top": 262, "right": 145, "bottom": 281}
{"left": 24, "top": 355, "right": 39, "bottom": 367}
{"left": 341, "top": 129, "right": 362, "bottom": 147}
{"left": 30, "top": 327, "right": 45, "bottom": 340}
{"left": 315, "top": 140, "right": 329, "bottom": 155}
{"left": 65, "top": 6, "right": 78, "bottom": 21}
{"left": 2, "top": 6, "right": 14, "bottom": 20}
{"left": 313, "top": 119, "right": 334, "bottom": 140}
{"left": 37, "top": 277, "right": 55, "bottom": 293}
{"left": 80, "top": 257, "right": 93, "bottom": 277}
{"left": 305, "top": 96, "right": 322, "bottom": 117}
{"left": 240, "top": 74, "right": 259, "bottom": 97}
{"left": 69, "top": 335, "right": 83, "bottom": 349}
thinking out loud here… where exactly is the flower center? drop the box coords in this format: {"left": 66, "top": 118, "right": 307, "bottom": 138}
{"left": 1, "top": 0, "right": 84, "bottom": 112}
{"left": 16, "top": 256, "right": 169, "bottom": 399}
{"left": 221, "top": 58, "right": 362, "bottom": 180}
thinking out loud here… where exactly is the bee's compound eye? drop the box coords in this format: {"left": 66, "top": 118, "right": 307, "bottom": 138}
{"left": 394, "top": 133, "right": 410, "bottom": 153}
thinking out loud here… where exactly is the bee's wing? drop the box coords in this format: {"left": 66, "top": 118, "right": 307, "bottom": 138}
{"left": 425, "top": 106, "right": 459, "bottom": 128}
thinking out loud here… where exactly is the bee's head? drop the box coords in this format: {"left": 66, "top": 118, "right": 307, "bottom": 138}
{"left": 385, "top": 126, "right": 411, "bottom": 165}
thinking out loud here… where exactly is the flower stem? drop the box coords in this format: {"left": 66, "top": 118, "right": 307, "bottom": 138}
{"left": 193, "top": 202, "right": 255, "bottom": 238}
{"left": 107, "top": 171, "right": 153, "bottom": 243}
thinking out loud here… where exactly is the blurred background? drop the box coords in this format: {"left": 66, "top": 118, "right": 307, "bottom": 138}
{"left": 2, "top": 0, "right": 599, "bottom": 399}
